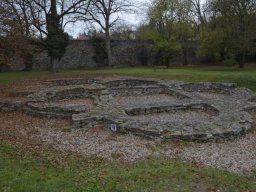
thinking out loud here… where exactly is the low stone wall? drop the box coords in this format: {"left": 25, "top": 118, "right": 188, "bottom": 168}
{"left": 0, "top": 99, "right": 23, "bottom": 112}
{"left": 125, "top": 103, "right": 219, "bottom": 116}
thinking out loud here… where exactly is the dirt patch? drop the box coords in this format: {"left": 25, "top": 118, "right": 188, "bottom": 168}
{"left": 0, "top": 112, "right": 70, "bottom": 147}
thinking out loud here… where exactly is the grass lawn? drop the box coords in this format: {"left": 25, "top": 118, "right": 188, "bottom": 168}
{"left": 0, "top": 71, "right": 50, "bottom": 84}
{"left": 67, "top": 66, "right": 256, "bottom": 91}
{"left": 1, "top": 142, "right": 256, "bottom": 192}
{"left": 1, "top": 66, "right": 256, "bottom": 91}
{"left": 0, "top": 66, "right": 256, "bottom": 191}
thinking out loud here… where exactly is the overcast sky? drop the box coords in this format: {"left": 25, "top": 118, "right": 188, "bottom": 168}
{"left": 66, "top": 0, "right": 152, "bottom": 38}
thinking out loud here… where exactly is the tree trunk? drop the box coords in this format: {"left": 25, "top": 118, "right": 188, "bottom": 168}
{"left": 105, "top": 29, "right": 113, "bottom": 67}
{"left": 50, "top": 57, "right": 59, "bottom": 72}
{"left": 182, "top": 46, "right": 188, "bottom": 66}
{"left": 23, "top": 53, "right": 33, "bottom": 71}
{"left": 238, "top": 51, "right": 245, "bottom": 68}
{"left": 238, "top": 59, "right": 244, "bottom": 68}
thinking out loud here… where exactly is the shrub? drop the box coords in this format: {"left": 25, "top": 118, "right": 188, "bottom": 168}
{"left": 222, "top": 58, "right": 238, "bottom": 66}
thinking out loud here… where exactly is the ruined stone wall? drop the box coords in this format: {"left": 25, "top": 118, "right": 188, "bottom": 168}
{"left": 6, "top": 40, "right": 198, "bottom": 71}
{"left": 33, "top": 40, "right": 97, "bottom": 70}
{"left": 32, "top": 40, "right": 157, "bottom": 70}
{"left": 112, "top": 40, "right": 155, "bottom": 66}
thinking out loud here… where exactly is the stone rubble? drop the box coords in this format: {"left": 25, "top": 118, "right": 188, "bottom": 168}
{"left": 1, "top": 77, "right": 256, "bottom": 141}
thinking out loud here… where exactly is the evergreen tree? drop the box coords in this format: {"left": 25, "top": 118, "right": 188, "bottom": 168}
{"left": 45, "top": 0, "right": 69, "bottom": 72}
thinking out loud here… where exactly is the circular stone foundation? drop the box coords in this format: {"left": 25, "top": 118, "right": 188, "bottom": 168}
{"left": 22, "top": 77, "right": 256, "bottom": 141}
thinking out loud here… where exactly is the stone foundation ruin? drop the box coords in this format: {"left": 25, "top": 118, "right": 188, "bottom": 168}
{"left": 1, "top": 77, "right": 256, "bottom": 141}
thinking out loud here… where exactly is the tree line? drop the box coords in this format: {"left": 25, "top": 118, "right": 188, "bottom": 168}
{"left": 0, "top": 0, "right": 256, "bottom": 71}
{"left": 0, "top": 0, "right": 135, "bottom": 72}
{"left": 137, "top": 0, "right": 256, "bottom": 68}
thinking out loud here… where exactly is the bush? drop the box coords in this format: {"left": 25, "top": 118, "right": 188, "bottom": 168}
{"left": 222, "top": 58, "right": 238, "bottom": 66}
{"left": 89, "top": 37, "right": 108, "bottom": 67}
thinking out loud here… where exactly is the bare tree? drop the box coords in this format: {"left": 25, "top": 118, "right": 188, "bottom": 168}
{"left": 86, "top": 0, "right": 136, "bottom": 66}
{"left": 190, "top": 0, "right": 208, "bottom": 25}
{"left": 0, "top": 1, "right": 40, "bottom": 71}
{"left": 111, "top": 21, "right": 136, "bottom": 40}
{"left": 24, "top": 0, "right": 92, "bottom": 72}
{"left": 1, "top": 0, "right": 92, "bottom": 72}
{"left": 1, "top": 0, "right": 33, "bottom": 37}
{"left": 26, "top": 0, "right": 90, "bottom": 36}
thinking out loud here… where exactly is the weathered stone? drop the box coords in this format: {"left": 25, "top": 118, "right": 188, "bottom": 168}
{"left": 181, "top": 82, "right": 237, "bottom": 94}
{"left": 0, "top": 99, "right": 23, "bottom": 112}
{"left": 104, "top": 79, "right": 157, "bottom": 88}
{"left": 24, "top": 102, "right": 90, "bottom": 118}
{"left": 9, "top": 91, "right": 35, "bottom": 97}
{"left": 20, "top": 77, "right": 256, "bottom": 142}
{"left": 250, "top": 96, "right": 256, "bottom": 102}
{"left": 45, "top": 78, "right": 100, "bottom": 86}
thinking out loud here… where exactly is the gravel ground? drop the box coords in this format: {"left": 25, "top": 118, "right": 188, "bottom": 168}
{"left": 57, "top": 98, "right": 95, "bottom": 106}
{"left": 36, "top": 125, "right": 256, "bottom": 175}
{"left": 180, "top": 131, "right": 256, "bottom": 175}
{"left": 36, "top": 123, "right": 256, "bottom": 175}
{"left": 113, "top": 94, "right": 180, "bottom": 107}
{"left": 194, "top": 92, "right": 228, "bottom": 99}
{"left": 38, "top": 128, "right": 160, "bottom": 162}
{"left": 132, "top": 111, "right": 213, "bottom": 123}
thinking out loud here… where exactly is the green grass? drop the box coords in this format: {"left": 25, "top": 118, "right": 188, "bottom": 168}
{"left": 0, "top": 70, "right": 50, "bottom": 84}
{"left": 0, "top": 142, "right": 255, "bottom": 192}
{"left": 1, "top": 66, "right": 255, "bottom": 91}
{"left": 65, "top": 66, "right": 256, "bottom": 91}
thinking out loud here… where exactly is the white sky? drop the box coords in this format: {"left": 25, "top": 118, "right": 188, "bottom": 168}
{"left": 66, "top": 0, "right": 152, "bottom": 38}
